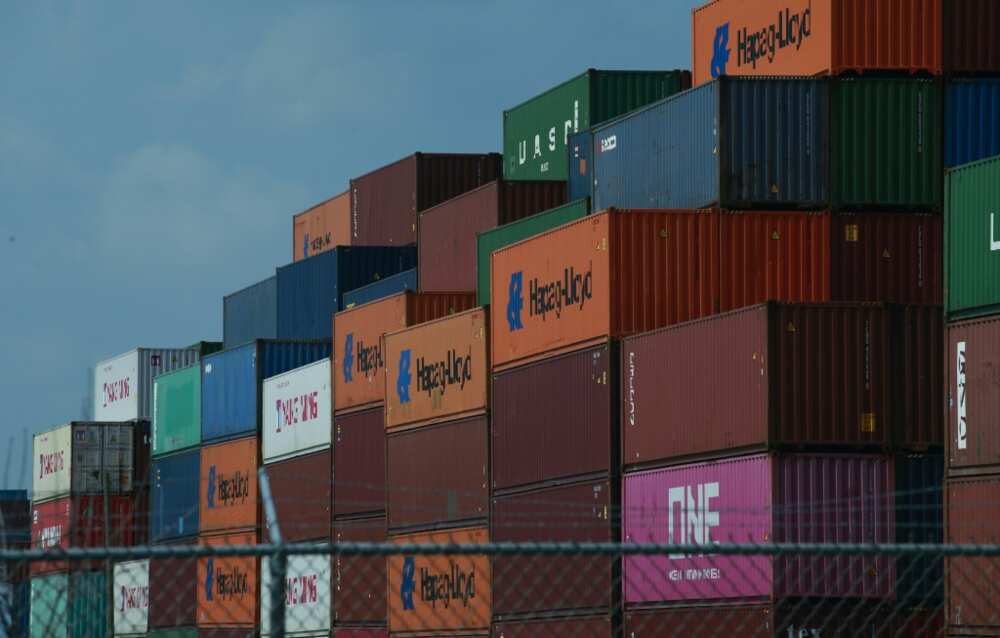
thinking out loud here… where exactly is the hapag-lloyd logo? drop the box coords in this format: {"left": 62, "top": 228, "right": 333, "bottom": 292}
{"left": 715, "top": 2, "right": 813, "bottom": 74}
{"left": 274, "top": 391, "right": 320, "bottom": 433}
{"left": 205, "top": 558, "right": 249, "bottom": 601}
{"left": 506, "top": 263, "right": 594, "bottom": 331}
{"left": 419, "top": 561, "right": 477, "bottom": 609}
{"left": 396, "top": 350, "right": 413, "bottom": 404}
{"left": 342, "top": 333, "right": 354, "bottom": 382}
{"left": 206, "top": 465, "right": 250, "bottom": 509}
{"left": 38, "top": 451, "right": 65, "bottom": 478}
{"left": 103, "top": 377, "right": 131, "bottom": 408}
{"left": 285, "top": 573, "right": 319, "bottom": 606}
{"left": 415, "top": 348, "right": 473, "bottom": 398}
{"left": 355, "top": 337, "right": 384, "bottom": 380}
{"left": 118, "top": 585, "right": 149, "bottom": 612}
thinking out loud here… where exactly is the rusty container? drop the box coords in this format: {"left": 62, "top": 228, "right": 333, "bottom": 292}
{"left": 945, "top": 0, "right": 1000, "bottom": 73}
{"left": 384, "top": 307, "right": 489, "bottom": 429}
{"left": 196, "top": 530, "right": 258, "bottom": 628}
{"left": 293, "top": 190, "right": 351, "bottom": 262}
{"left": 417, "top": 180, "right": 566, "bottom": 292}
{"left": 947, "top": 315, "right": 1000, "bottom": 476}
{"left": 334, "top": 291, "right": 476, "bottom": 413}
{"left": 199, "top": 438, "right": 258, "bottom": 534}
{"left": 492, "top": 615, "right": 612, "bottom": 637}
{"left": 262, "top": 449, "right": 331, "bottom": 543}
{"left": 946, "top": 474, "right": 1000, "bottom": 635}
{"left": 333, "top": 515, "right": 386, "bottom": 626}
{"left": 333, "top": 406, "right": 385, "bottom": 518}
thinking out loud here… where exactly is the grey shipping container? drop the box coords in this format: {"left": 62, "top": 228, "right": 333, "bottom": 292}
{"left": 223, "top": 275, "right": 277, "bottom": 350}
{"left": 342, "top": 269, "right": 417, "bottom": 309}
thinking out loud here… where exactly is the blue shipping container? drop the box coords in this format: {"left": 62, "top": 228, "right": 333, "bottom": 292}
{"left": 946, "top": 79, "right": 1000, "bottom": 167}
{"left": 342, "top": 268, "right": 417, "bottom": 308}
{"left": 276, "top": 246, "right": 416, "bottom": 339}
{"left": 151, "top": 449, "right": 200, "bottom": 542}
{"left": 201, "top": 340, "right": 331, "bottom": 443}
{"left": 223, "top": 275, "right": 277, "bottom": 350}
{"left": 567, "top": 130, "right": 593, "bottom": 203}
{"left": 896, "top": 452, "right": 943, "bottom": 606}
{"left": 591, "top": 77, "right": 828, "bottom": 211}
{"left": 12, "top": 581, "right": 29, "bottom": 638}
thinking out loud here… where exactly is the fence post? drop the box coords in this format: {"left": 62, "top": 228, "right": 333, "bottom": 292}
{"left": 104, "top": 474, "right": 113, "bottom": 638}
{"left": 259, "top": 467, "right": 285, "bottom": 638}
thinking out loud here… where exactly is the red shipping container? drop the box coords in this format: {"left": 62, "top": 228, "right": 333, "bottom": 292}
{"left": 349, "top": 152, "right": 501, "bottom": 246}
{"left": 262, "top": 449, "right": 330, "bottom": 543}
{"left": 946, "top": 474, "right": 1000, "bottom": 635}
{"left": 492, "top": 615, "right": 611, "bottom": 637}
{"left": 418, "top": 180, "right": 566, "bottom": 292}
{"left": 333, "top": 406, "right": 385, "bottom": 518}
{"left": 333, "top": 629, "right": 387, "bottom": 638}
{"left": 947, "top": 315, "right": 1000, "bottom": 476}
{"left": 945, "top": 0, "right": 1000, "bottom": 73}
{"left": 149, "top": 537, "right": 197, "bottom": 629}
{"left": 31, "top": 495, "right": 140, "bottom": 574}
{"left": 333, "top": 515, "right": 386, "bottom": 625}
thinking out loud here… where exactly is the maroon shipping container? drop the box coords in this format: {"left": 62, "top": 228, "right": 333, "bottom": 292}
{"left": 947, "top": 315, "right": 1000, "bottom": 476}
{"left": 946, "top": 474, "right": 1000, "bottom": 635}
{"left": 333, "top": 406, "right": 385, "bottom": 518}
{"left": 333, "top": 629, "right": 388, "bottom": 638}
{"left": 417, "top": 180, "right": 566, "bottom": 292}
{"left": 263, "top": 449, "right": 330, "bottom": 543}
{"left": 197, "top": 630, "right": 255, "bottom": 638}
{"left": 149, "top": 537, "right": 197, "bottom": 629}
{"left": 333, "top": 515, "right": 386, "bottom": 625}
{"left": 895, "top": 305, "right": 944, "bottom": 451}
{"left": 945, "top": 0, "right": 1000, "bottom": 73}
{"left": 386, "top": 416, "right": 488, "bottom": 532}
{"left": 31, "top": 495, "right": 142, "bottom": 574}
{"left": 492, "top": 615, "right": 611, "bottom": 638}
{"left": 349, "top": 152, "right": 501, "bottom": 246}
{"left": 624, "top": 603, "right": 892, "bottom": 637}
{"left": 492, "top": 479, "right": 616, "bottom": 617}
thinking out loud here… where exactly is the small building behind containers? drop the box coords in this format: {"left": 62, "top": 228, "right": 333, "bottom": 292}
{"left": 223, "top": 276, "right": 277, "bottom": 350}
{"left": 292, "top": 190, "right": 351, "bottom": 262}
{"left": 341, "top": 268, "right": 416, "bottom": 309}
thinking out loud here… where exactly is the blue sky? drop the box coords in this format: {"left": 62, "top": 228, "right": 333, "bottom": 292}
{"left": 0, "top": 1, "right": 693, "bottom": 489}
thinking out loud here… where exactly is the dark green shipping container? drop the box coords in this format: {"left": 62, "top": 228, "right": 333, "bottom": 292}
{"left": 946, "top": 154, "right": 1000, "bottom": 319}
{"left": 502, "top": 69, "right": 690, "bottom": 182}
{"left": 30, "top": 572, "right": 107, "bottom": 638}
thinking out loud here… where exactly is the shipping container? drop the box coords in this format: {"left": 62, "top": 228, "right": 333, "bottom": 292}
{"left": 201, "top": 340, "right": 331, "bottom": 443}
{"left": 476, "top": 198, "right": 589, "bottom": 307}
{"left": 332, "top": 629, "right": 387, "bottom": 638}
{"left": 384, "top": 308, "right": 488, "bottom": 429}
{"left": 32, "top": 421, "right": 140, "bottom": 503}
{"left": 196, "top": 630, "right": 255, "bottom": 638}
{"left": 149, "top": 629, "right": 197, "bottom": 638}
{"left": 69, "top": 571, "right": 107, "bottom": 638}
{"left": 946, "top": 154, "right": 1000, "bottom": 320}
{"left": 349, "top": 153, "right": 502, "bottom": 245}
{"left": 492, "top": 480, "right": 615, "bottom": 616}
{"left": 893, "top": 305, "right": 946, "bottom": 451}
{"left": 947, "top": 315, "right": 1000, "bottom": 475}
{"left": 31, "top": 495, "right": 140, "bottom": 574}
{"left": 293, "top": 190, "right": 351, "bottom": 262}
{"left": 95, "top": 347, "right": 206, "bottom": 421}
{"left": 8, "top": 581, "right": 29, "bottom": 638}
{"left": 114, "top": 559, "right": 150, "bottom": 636}
{"left": 691, "top": 0, "right": 943, "bottom": 85}
{"left": 261, "top": 449, "right": 330, "bottom": 543}
{"left": 151, "top": 449, "right": 200, "bottom": 542}
{"left": 503, "top": 69, "right": 690, "bottom": 181}
{"left": 334, "top": 292, "right": 477, "bottom": 413}
{"left": 567, "top": 131, "right": 592, "bottom": 202}
{"left": 149, "top": 537, "right": 197, "bottom": 629}
{"left": 223, "top": 276, "right": 277, "bottom": 350}
{"left": 386, "top": 416, "right": 488, "bottom": 532}
{"left": 492, "top": 344, "right": 615, "bottom": 492}
{"left": 153, "top": 364, "right": 201, "bottom": 457}
{"left": 387, "top": 526, "right": 490, "bottom": 633}
{"left": 332, "top": 407, "right": 384, "bottom": 519}
{"left": 944, "top": 0, "right": 1000, "bottom": 73}
{"left": 29, "top": 572, "right": 67, "bottom": 638}
{"left": 342, "top": 269, "right": 417, "bottom": 309}
{"left": 946, "top": 80, "right": 1000, "bottom": 168}
{"left": 262, "top": 359, "right": 331, "bottom": 463}
{"left": 946, "top": 474, "right": 1000, "bottom": 635}
{"left": 199, "top": 438, "right": 257, "bottom": 534}
{"left": 196, "top": 531, "right": 258, "bottom": 628}
{"left": 894, "top": 608, "right": 946, "bottom": 637}
{"left": 418, "top": 180, "right": 567, "bottom": 291}
{"left": 260, "top": 554, "right": 331, "bottom": 636}
{"left": 492, "top": 616, "right": 611, "bottom": 638}
{"left": 276, "top": 246, "right": 417, "bottom": 340}
{"left": 896, "top": 453, "right": 943, "bottom": 607}
{"left": 333, "top": 516, "right": 386, "bottom": 625}
{"left": 623, "top": 453, "right": 895, "bottom": 604}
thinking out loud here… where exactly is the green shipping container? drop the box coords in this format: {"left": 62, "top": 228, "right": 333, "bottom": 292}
{"left": 152, "top": 364, "right": 200, "bottom": 456}
{"left": 70, "top": 571, "right": 108, "bottom": 638}
{"left": 31, "top": 573, "right": 69, "bottom": 638}
{"left": 148, "top": 630, "right": 195, "bottom": 638}
{"left": 476, "top": 198, "right": 590, "bottom": 306}
{"left": 502, "top": 69, "right": 691, "bottom": 182}
{"left": 831, "top": 78, "right": 943, "bottom": 210}
{"left": 946, "top": 154, "right": 1000, "bottom": 319}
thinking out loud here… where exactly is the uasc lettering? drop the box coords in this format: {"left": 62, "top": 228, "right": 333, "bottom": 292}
{"left": 38, "top": 451, "right": 65, "bottom": 478}
{"left": 529, "top": 263, "right": 594, "bottom": 321}
{"left": 419, "top": 561, "right": 476, "bottom": 609}
{"left": 103, "top": 377, "right": 131, "bottom": 408}
{"left": 286, "top": 573, "right": 319, "bottom": 606}
{"left": 416, "top": 348, "right": 473, "bottom": 398}
{"left": 119, "top": 585, "right": 149, "bottom": 611}
{"left": 735, "top": 4, "right": 812, "bottom": 70}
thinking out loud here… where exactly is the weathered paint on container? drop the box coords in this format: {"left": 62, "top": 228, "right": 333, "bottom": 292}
{"left": 896, "top": 453, "right": 944, "bottom": 607}
{"left": 114, "top": 559, "right": 150, "bottom": 636}
{"left": 623, "top": 453, "right": 895, "bottom": 603}
{"left": 32, "top": 422, "right": 139, "bottom": 503}
{"left": 945, "top": 0, "right": 1000, "bottom": 73}
{"left": 503, "top": 69, "right": 691, "bottom": 181}
{"left": 418, "top": 180, "right": 567, "bottom": 292}
{"left": 946, "top": 80, "right": 1000, "bottom": 168}
{"left": 293, "top": 190, "right": 351, "bottom": 262}
{"left": 492, "top": 615, "right": 611, "bottom": 637}
{"left": 384, "top": 308, "right": 488, "bottom": 429}
{"left": 149, "top": 537, "right": 197, "bottom": 629}
{"left": 199, "top": 438, "right": 258, "bottom": 534}
{"left": 342, "top": 269, "right": 417, "bottom": 309}
{"left": 691, "top": 0, "right": 943, "bottom": 86}
{"left": 332, "top": 406, "right": 384, "bottom": 519}
{"left": 276, "top": 246, "right": 417, "bottom": 340}
{"left": 223, "top": 276, "right": 277, "bottom": 350}
{"left": 492, "top": 480, "right": 615, "bottom": 616}
{"left": 476, "top": 198, "right": 589, "bottom": 307}
{"left": 95, "top": 347, "right": 205, "bottom": 421}
{"left": 151, "top": 449, "right": 200, "bottom": 542}
{"left": 946, "top": 155, "right": 1000, "bottom": 320}
{"left": 262, "top": 359, "right": 331, "bottom": 464}
{"left": 261, "top": 449, "right": 331, "bottom": 543}
{"left": 947, "top": 315, "right": 1000, "bottom": 475}
{"left": 334, "top": 292, "right": 477, "bottom": 413}
{"left": 31, "top": 495, "right": 139, "bottom": 574}
{"left": 946, "top": 474, "right": 1000, "bottom": 635}
{"left": 196, "top": 531, "right": 258, "bottom": 627}
{"left": 349, "top": 153, "right": 501, "bottom": 246}
{"left": 387, "top": 526, "right": 490, "bottom": 633}
{"left": 153, "top": 364, "right": 201, "bottom": 457}
{"left": 332, "top": 628, "right": 387, "bottom": 638}
{"left": 30, "top": 572, "right": 68, "bottom": 638}
{"left": 386, "top": 416, "right": 488, "bottom": 532}
{"left": 492, "top": 344, "right": 615, "bottom": 492}
{"left": 260, "top": 554, "right": 331, "bottom": 635}
{"left": 201, "top": 340, "right": 331, "bottom": 443}
{"left": 333, "top": 515, "right": 386, "bottom": 625}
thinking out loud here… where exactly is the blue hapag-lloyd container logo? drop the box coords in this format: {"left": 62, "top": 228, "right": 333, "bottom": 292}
{"left": 400, "top": 556, "right": 415, "bottom": 610}
{"left": 718, "top": 4, "right": 813, "bottom": 73}
{"left": 342, "top": 333, "right": 354, "bottom": 382}
{"left": 302, "top": 233, "right": 309, "bottom": 259}
{"left": 396, "top": 349, "right": 412, "bottom": 404}
{"left": 206, "top": 465, "right": 217, "bottom": 509}
{"left": 506, "top": 272, "right": 524, "bottom": 331}
{"left": 205, "top": 558, "right": 215, "bottom": 601}
{"left": 506, "top": 264, "right": 595, "bottom": 332}
{"left": 711, "top": 22, "right": 730, "bottom": 78}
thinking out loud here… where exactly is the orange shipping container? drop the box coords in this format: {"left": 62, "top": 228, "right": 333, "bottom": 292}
{"left": 334, "top": 292, "right": 476, "bottom": 412}
{"left": 387, "top": 526, "right": 490, "bottom": 633}
{"left": 691, "top": 0, "right": 943, "bottom": 87}
{"left": 293, "top": 191, "right": 351, "bottom": 261}
{"left": 199, "top": 437, "right": 258, "bottom": 533}
{"left": 384, "top": 308, "right": 488, "bottom": 429}
{"left": 197, "top": 530, "right": 258, "bottom": 627}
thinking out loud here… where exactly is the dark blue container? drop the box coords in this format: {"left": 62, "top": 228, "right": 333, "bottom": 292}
{"left": 11, "top": 581, "right": 29, "bottom": 638}
{"left": 150, "top": 449, "right": 200, "bottom": 542}
{"left": 946, "top": 79, "right": 1000, "bottom": 168}
{"left": 201, "top": 340, "right": 332, "bottom": 443}
{"left": 342, "top": 268, "right": 418, "bottom": 308}
{"left": 223, "top": 275, "right": 277, "bottom": 350}
{"left": 276, "top": 246, "right": 416, "bottom": 339}
{"left": 568, "top": 130, "right": 593, "bottom": 204}
{"left": 895, "top": 452, "right": 943, "bottom": 606}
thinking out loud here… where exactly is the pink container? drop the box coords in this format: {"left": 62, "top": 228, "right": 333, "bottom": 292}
{"left": 623, "top": 453, "right": 895, "bottom": 604}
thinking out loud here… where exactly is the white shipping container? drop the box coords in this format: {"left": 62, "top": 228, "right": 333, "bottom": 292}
{"left": 94, "top": 348, "right": 201, "bottom": 421}
{"left": 260, "top": 554, "right": 332, "bottom": 636}
{"left": 32, "top": 422, "right": 138, "bottom": 503}
{"left": 113, "top": 559, "right": 149, "bottom": 636}
{"left": 32, "top": 425, "right": 72, "bottom": 503}
{"left": 262, "top": 359, "right": 332, "bottom": 463}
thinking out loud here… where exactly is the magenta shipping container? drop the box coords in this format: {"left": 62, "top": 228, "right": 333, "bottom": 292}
{"left": 623, "top": 453, "right": 895, "bottom": 604}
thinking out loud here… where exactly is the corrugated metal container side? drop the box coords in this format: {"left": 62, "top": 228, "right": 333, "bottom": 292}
{"left": 262, "top": 449, "right": 331, "bottom": 543}
{"left": 151, "top": 449, "right": 200, "bottom": 542}
{"left": 945, "top": 0, "right": 1000, "bottom": 73}
{"left": 32, "top": 421, "right": 140, "bottom": 503}
{"left": 896, "top": 453, "right": 943, "bottom": 607}
{"left": 223, "top": 276, "right": 277, "bottom": 350}
{"left": 947, "top": 315, "right": 1000, "bottom": 475}
{"left": 196, "top": 630, "right": 255, "bottom": 638}
{"left": 95, "top": 347, "right": 203, "bottom": 421}
{"left": 262, "top": 359, "right": 331, "bottom": 464}
{"left": 201, "top": 340, "right": 331, "bottom": 443}
{"left": 946, "top": 474, "right": 1000, "bottom": 634}
{"left": 341, "top": 268, "right": 417, "bottom": 308}
{"left": 153, "top": 364, "right": 201, "bottom": 457}
{"left": 196, "top": 530, "right": 258, "bottom": 628}
{"left": 276, "top": 246, "right": 417, "bottom": 340}
{"left": 149, "top": 538, "right": 198, "bottom": 629}
{"left": 492, "top": 344, "right": 615, "bottom": 492}
{"left": 114, "top": 559, "right": 150, "bottom": 636}
{"left": 332, "top": 629, "right": 387, "bottom": 638}
{"left": 476, "top": 198, "right": 589, "bottom": 307}
{"left": 568, "top": 130, "right": 592, "bottom": 202}
{"left": 492, "top": 480, "right": 615, "bottom": 616}
{"left": 894, "top": 305, "right": 944, "bottom": 451}
{"left": 333, "top": 516, "right": 386, "bottom": 625}
{"left": 623, "top": 453, "right": 895, "bottom": 604}
{"left": 491, "top": 615, "right": 611, "bottom": 637}
{"left": 260, "top": 554, "right": 331, "bottom": 636}
{"left": 332, "top": 406, "right": 385, "bottom": 518}
{"left": 386, "top": 416, "right": 488, "bottom": 532}
{"left": 503, "top": 69, "right": 691, "bottom": 181}
{"left": 69, "top": 571, "right": 107, "bottom": 638}
{"left": 623, "top": 603, "right": 892, "bottom": 637}
{"left": 831, "top": 78, "right": 943, "bottom": 210}
{"left": 293, "top": 190, "right": 351, "bottom": 262}
{"left": 199, "top": 438, "right": 258, "bottom": 534}
{"left": 148, "top": 630, "right": 197, "bottom": 638}
{"left": 418, "top": 180, "right": 566, "bottom": 292}
{"left": 31, "top": 495, "right": 140, "bottom": 574}
{"left": 30, "top": 572, "right": 68, "bottom": 638}
{"left": 946, "top": 155, "right": 1000, "bottom": 320}
{"left": 349, "top": 153, "right": 501, "bottom": 246}
{"left": 946, "top": 80, "right": 1000, "bottom": 168}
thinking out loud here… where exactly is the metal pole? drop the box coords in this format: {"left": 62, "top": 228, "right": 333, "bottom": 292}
{"left": 104, "top": 474, "right": 113, "bottom": 638}
{"left": 258, "top": 467, "right": 285, "bottom": 638}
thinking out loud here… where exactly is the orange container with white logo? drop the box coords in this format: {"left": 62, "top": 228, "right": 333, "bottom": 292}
{"left": 293, "top": 190, "right": 351, "bottom": 261}
{"left": 199, "top": 438, "right": 258, "bottom": 533}
{"left": 387, "top": 526, "right": 490, "bottom": 633}
{"left": 196, "top": 530, "right": 258, "bottom": 627}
